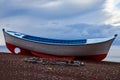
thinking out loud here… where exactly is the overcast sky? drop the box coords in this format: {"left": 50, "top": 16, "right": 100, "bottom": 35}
{"left": 0, "top": 0, "right": 120, "bottom": 45}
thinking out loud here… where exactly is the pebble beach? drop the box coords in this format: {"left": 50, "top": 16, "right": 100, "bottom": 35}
{"left": 0, "top": 52, "right": 120, "bottom": 80}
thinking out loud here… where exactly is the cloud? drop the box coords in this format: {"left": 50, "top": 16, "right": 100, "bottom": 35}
{"left": 0, "top": 0, "right": 105, "bottom": 19}
{"left": 1, "top": 22, "right": 120, "bottom": 45}
{"left": 0, "top": 0, "right": 120, "bottom": 45}
{"left": 104, "top": 0, "right": 120, "bottom": 26}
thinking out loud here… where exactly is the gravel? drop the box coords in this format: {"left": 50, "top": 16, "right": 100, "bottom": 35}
{"left": 0, "top": 53, "right": 120, "bottom": 80}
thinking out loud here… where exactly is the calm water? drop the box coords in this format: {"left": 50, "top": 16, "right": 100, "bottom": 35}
{"left": 0, "top": 46, "right": 120, "bottom": 62}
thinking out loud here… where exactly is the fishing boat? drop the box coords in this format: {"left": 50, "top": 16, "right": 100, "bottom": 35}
{"left": 3, "top": 29, "right": 117, "bottom": 62}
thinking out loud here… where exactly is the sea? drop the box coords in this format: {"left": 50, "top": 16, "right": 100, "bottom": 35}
{"left": 0, "top": 46, "right": 120, "bottom": 63}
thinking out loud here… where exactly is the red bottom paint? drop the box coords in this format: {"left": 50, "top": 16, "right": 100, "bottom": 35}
{"left": 6, "top": 42, "right": 107, "bottom": 62}
{"left": 32, "top": 51, "right": 107, "bottom": 62}
{"left": 31, "top": 51, "right": 75, "bottom": 62}
{"left": 75, "top": 54, "right": 107, "bottom": 62}
{"left": 6, "top": 42, "right": 32, "bottom": 56}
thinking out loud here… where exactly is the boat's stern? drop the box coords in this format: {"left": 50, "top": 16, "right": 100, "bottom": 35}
{"left": 3, "top": 29, "right": 33, "bottom": 56}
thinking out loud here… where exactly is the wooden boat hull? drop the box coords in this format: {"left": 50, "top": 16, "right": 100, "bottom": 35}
{"left": 3, "top": 29, "right": 116, "bottom": 61}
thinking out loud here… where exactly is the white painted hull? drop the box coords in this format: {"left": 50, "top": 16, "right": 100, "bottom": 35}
{"left": 3, "top": 29, "right": 117, "bottom": 61}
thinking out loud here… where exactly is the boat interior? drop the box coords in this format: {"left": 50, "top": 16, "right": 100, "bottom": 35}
{"left": 4, "top": 29, "right": 116, "bottom": 45}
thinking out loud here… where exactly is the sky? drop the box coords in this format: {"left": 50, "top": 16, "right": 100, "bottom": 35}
{"left": 0, "top": 0, "right": 120, "bottom": 45}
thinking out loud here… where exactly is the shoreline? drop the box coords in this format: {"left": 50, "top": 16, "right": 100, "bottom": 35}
{"left": 0, "top": 52, "right": 120, "bottom": 80}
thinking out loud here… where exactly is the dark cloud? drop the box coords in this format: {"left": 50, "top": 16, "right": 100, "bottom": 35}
{"left": 0, "top": 0, "right": 105, "bottom": 19}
